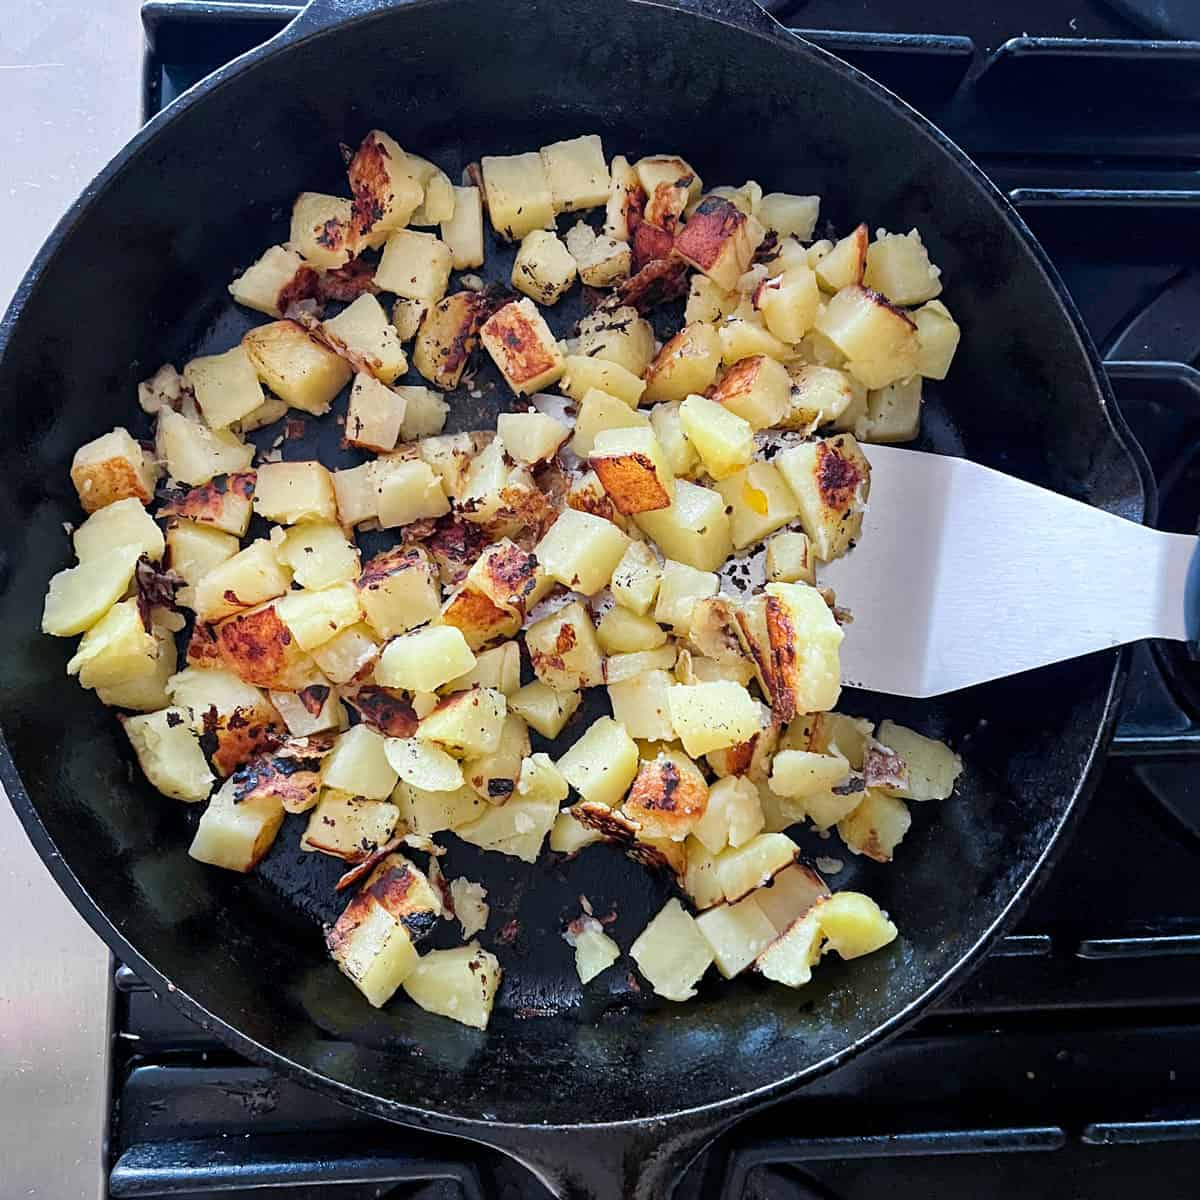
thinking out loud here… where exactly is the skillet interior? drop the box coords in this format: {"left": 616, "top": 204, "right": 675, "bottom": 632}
{"left": 0, "top": 0, "right": 1142, "bottom": 1127}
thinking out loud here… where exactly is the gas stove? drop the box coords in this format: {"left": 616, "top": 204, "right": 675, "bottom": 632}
{"left": 97, "top": 0, "right": 1200, "bottom": 1195}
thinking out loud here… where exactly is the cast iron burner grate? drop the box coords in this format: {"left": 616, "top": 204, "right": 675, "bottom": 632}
{"left": 107, "top": 1, "right": 1200, "bottom": 1195}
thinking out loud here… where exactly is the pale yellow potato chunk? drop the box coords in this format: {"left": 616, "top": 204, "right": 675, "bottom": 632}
{"left": 403, "top": 942, "right": 502, "bottom": 1030}
{"left": 376, "top": 228, "right": 453, "bottom": 304}
{"left": 630, "top": 898, "right": 713, "bottom": 1002}
{"left": 555, "top": 717, "right": 638, "bottom": 807}
{"left": 75, "top": 497, "right": 163, "bottom": 563}
{"left": 273, "top": 522, "right": 360, "bottom": 590}
{"left": 560, "top": 355, "right": 646, "bottom": 408}
{"left": 764, "top": 531, "right": 816, "bottom": 585}
{"left": 608, "top": 669, "right": 676, "bottom": 742}
{"left": 679, "top": 394, "right": 754, "bottom": 481}
{"left": 715, "top": 461, "right": 799, "bottom": 550}
{"left": 696, "top": 893, "right": 778, "bottom": 978}
{"left": 642, "top": 323, "right": 721, "bottom": 404}
{"left": 634, "top": 480, "right": 732, "bottom": 572}
{"left": 190, "top": 783, "right": 284, "bottom": 872}
{"left": 440, "top": 185, "right": 485, "bottom": 270}
{"left": 376, "top": 625, "right": 476, "bottom": 692}
{"left": 322, "top": 295, "right": 409, "bottom": 385}
{"left": 541, "top": 134, "right": 610, "bottom": 212}
{"left": 156, "top": 410, "right": 253, "bottom": 486}
{"left": 863, "top": 228, "right": 942, "bottom": 305}
{"left": 254, "top": 461, "right": 337, "bottom": 525}
{"left": 653, "top": 559, "right": 718, "bottom": 634}
{"left": 512, "top": 229, "right": 577, "bottom": 305}
{"left": 67, "top": 598, "right": 158, "bottom": 689}
{"left": 508, "top": 681, "right": 581, "bottom": 738}
{"left": 42, "top": 544, "right": 141, "bottom": 636}
{"left": 275, "top": 582, "right": 363, "bottom": 651}
{"left": 611, "top": 540, "right": 663, "bottom": 616}
{"left": 535, "top": 508, "right": 629, "bottom": 595}
{"left": 668, "top": 681, "right": 762, "bottom": 757}
{"left": 417, "top": 687, "right": 508, "bottom": 758}
{"left": 184, "top": 345, "right": 264, "bottom": 430}
{"left": 321, "top": 724, "right": 398, "bottom": 799}
{"left": 120, "top": 707, "right": 214, "bottom": 802}
{"left": 481, "top": 151, "right": 555, "bottom": 240}
{"left": 243, "top": 320, "right": 352, "bottom": 415}
{"left": 569, "top": 388, "right": 649, "bottom": 457}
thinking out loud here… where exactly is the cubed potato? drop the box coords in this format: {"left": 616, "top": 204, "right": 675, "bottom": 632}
{"left": 874, "top": 720, "right": 962, "bottom": 801}
{"left": 648, "top": 402, "right": 699, "bottom": 479}
{"left": 417, "top": 687, "right": 507, "bottom": 758}
{"left": 193, "top": 539, "right": 290, "bottom": 623}
{"left": 213, "top": 601, "right": 316, "bottom": 688}
{"left": 374, "top": 459, "right": 450, "bottom": 528}
{"left": 913, "top": 299, "right": 960, "bottom": 380}
{"left": 681, "top": 837, "right": 725, "bottom": 909}
{"left": 608, "top": 669, "right": 675, "bottom": 742}
{"left": 630, "top": 898, "right": 713, "bottom": 1001}
{"left": 678, "top": 394, "right": 754, "bottom": 481}
{"left": 549, "top": 808, "right": 605, "bottom": 855}
{"left": 814, "top": 223, "right": 868, "bottom": 293}
{"left": 184, "top": 345, "right": 264, "bottom": 430}
{"left": 508, "top": 680, "right": 581, "bottom": 738}
{"left": 770, "top": 749, "right": 851, "bottom": 799}
{"left": 73, "top": 496, "right": 163, "bottom": 563}
{"left": 497, "top": 411, "right": 570, "bottom": 465}
{"left": 564, "top": 222, "right": 631, "bottom": 287}
{"left": 156, "top": 410, "right": 253, "bottom": 487}
{"left": 118, "top": 705, "right": 212, "bottom": 804}
{"left": 715, "top": 461, "right": 799, "bottom": 550}
{"left": 376, "top": 625, "right": 476, "bottom": 692}
{"left": 691, "top": 775, "right": 764, "bottom": 854}
{"left": 754, "top": 907, "right": 823, "bottom": 988}
{"left": 653, "top": 559, "right": 718, "bottom": 634}
{"left": 405, "top": 154, "right": 456, "bottom": 226}
{"left": 159, "top": 471, "right": 255, "bottom": 538}
{"left": 597, "top": 606, "right": 667, "bottom": 655}
{"left": 775, "top": 433, "right": 870, "bottom": 561}
{"left": 453, "top": 437, "right": 508, "bottom": 524}
{"left": 574, "top": 306, "right": 655, "bottom": 377}
{"left": 753, "top": 862, "right": 830, "bottom": 933}
{"left": 675, "top": 195, "right": 765, "bottom": 290}
{"left": 622, "top": 749, "right": 708, "bottom": 838}
{"left": 330, "top": 463, "right": 376, "bottom": 529}
{"left": 444, "top": 641, "right": 521, "bottom": 696}
{"left": 322, "top": 295, "right": 408, "bottom": 384}
{"left": 269, "top": 683, "right": 346, "bottom": 737}
{"left": 757, "top": 193, "right": 820, "bottom": 241}
{"left": 375, "top": 228, "right": 453, "bottom": 305}
{"left": 403, "top": 942, "right": 502, "bottom": 1030}
{"left": 301, "top": 792, "right": 401, "bottom": 860}
{"left": 466, "top": 539, "right": 547, "bottom": 619}
{"left": 642, "top": 322, "right": 721, "bottom": 405}
{"left": 512, "top": 229, "right": 577, "bottom": 305}
{"left": 685, "top": 275, "right": 737, "bottom": 325}
{"left": 815, "top": 891, "right": 899, "bottom": 959}
{"left": 439, "top": 184, "right": 485, "bottom": 270}
{"left": 709, "top": 355, "right": 789, "bottom": 430}
{"left": 541, "top": 134, "right": 610, "bottom": 212}
{"left": 782, "top": 364, "right": 860, "bottom": 431}
{"left": 165, "top": 666, "right": 283, "bottom": 775}
{"left": 239, "top": 391, "right": 290, "bottom": 430}
{"left": 274, "top": 582, "right": 362, "bottom": 652}
{"left": 565, "top": 469, "right": 627, "bottom": 531}
{"left": 604, "top": 154, "right": 645, "bottom": 242}
{"left": 718, "top": 318, "right": 788, "bottom": 367}
{"left": 481, "top": 151, "right": 555, "bottom": 240}
{"left": 568, "top": 920, "right": 620, "bottom": 984}
{"left": 765, "top": 530, "right": 816, "bottom": 585}
{"left": 459, "top": 751, "right": 564, "bottom": 855}
{"left": 393, "top": 779, "right": 486, "bottom": 834}
{"left": 858, "top": 376, "right": 922, "bottom": 444}
{"left": 461, "top": 711, "right": 530, "bottom": 802}
{"left": 411, "top": 292, "right": 489, "bottom": 390}
{"left": 254, "top": 460, "right": 337, "bottom": 525}
{"left": 863, "top": 228, "right": 942, "bottom": 305}
{"left": 682, "top": 653, "right": 755, "bottom": 688}
{"left": 814, "top": 286, "right": 919, "bottom": 390}
{"left": 753, "top": 265, "right": 820, "bottom": 344}
{"left": 228, "top": 244, "right": 316, "bottom": 318}
{"left": 189, "top": 777, "right": 284, "bottom": 873}
{"left": 356, "top": 545, "right": 440, "bottom": 638}
{"left": 610, "top": 541, "right": 663, "bottom": 616}
{"left": 392, "top": 386, "right": 447, "bottom": 442}
{"left": 346, "top": 129, "right": 423, "bottom": 242}
{"left": 438, "top": 582, "right": 518, "bottom": 652}
{"left": 289, "top": 192, "right": 356, "bottom": 269}
{"left": 714, "top": 831, "right": 799, "bottom": 903}
{"left": 570, "top": 387, "right": 650, "bottom": 458}
{"left": 321, "top": 724, "right": 397, "bottom": 799}
{"left": 480, "top": 298, "right": 565, "bottom": 395}
{"left": 560, "top": 354, "right": 646, "bottom": 408}
{"left": 588, "top": 427, "right": 674, "bottom": 515}
{"left": 97, "top": 621, "right": 177, "bottom": 712}
{"left": 696, "top": 893, "right": 777, "bottom": 979}
{"left": 817, "top": 712, "right": 874, "bottom": 770}
{"left": 309, "top": 622, "right": 378, "bottom": 684}
{"left": 243, "top": 320, "right": 352, "bottom": 415}
{"left": 327, "top": 889, "right": 419, "bottom": 1008}
{"left": 535, "top": 508, "right": 630, "bottom": 594}
{"left": 65, "top": 598, "right": 157, "bottom": 689}
{"left": 525, "top": 600, "right": 605, "bottom": 690}
{"left": 838, "top": 789, "right": 911, "bottom": 862}
{"left": 634, "top": 480, "right": 732, "bottom": 572}
{"left": 384, "top": 736, "right": 465, "bottom": 792}
{"left": 604, "top": 644, "right": 678, "bottom": 683}
{"left": 555, "top": 716, "right": 638, "bottom": 807}
{"left": 417, "top": 431, "right": 490, "bottom": 498}
{"left": 273, "top": 521, "right": 359, "bottom": 590}
{"left": 635, "top": 155, "right": 702, "bottom": 231}
{"left": 668, "top": 680, "right": 761, "bottom": 757}
{"left": 684, "top": 595, "right": 750, "bottom": 664}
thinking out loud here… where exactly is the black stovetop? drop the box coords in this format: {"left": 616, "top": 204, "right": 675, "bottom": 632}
{"left": 109, "top": 1, "right": 1200, "bottom": 1195}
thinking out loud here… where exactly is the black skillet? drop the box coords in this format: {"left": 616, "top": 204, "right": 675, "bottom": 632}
{"left": 0, "top": 0, "right": 1148, "bottom": 1195}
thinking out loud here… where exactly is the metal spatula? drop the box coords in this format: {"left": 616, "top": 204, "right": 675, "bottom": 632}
{"left": 819, "top": 445, "right": 1200, "bottom": 698}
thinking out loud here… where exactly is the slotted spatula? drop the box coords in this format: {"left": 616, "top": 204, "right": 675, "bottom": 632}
{"left": 818, "top": 445, "right": 1200, "bottom": 698}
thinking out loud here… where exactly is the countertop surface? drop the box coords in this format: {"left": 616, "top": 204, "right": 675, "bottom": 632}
{"left": 0, "top": 4, "right": 144, "bottom": 1197}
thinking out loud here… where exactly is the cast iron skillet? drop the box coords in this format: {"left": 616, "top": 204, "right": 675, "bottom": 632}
{"left": 0, "top": 0, "right": 1148, "bottom": 1194}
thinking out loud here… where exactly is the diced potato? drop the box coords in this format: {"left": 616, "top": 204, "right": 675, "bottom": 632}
{"left": 604, "top": 644, "right": 678, "bottom": 683}
{"left": 376, "top": 625, "right": 476, "bottom": 692}
{"left": 191, "top": 538, "right": 290, "bottom": 623}
{"left": 556, "top": 716, "right": 638, "bottom": 807}
{"left": 383, "top": 735, "right": 465, "bottom": 793}
{"left": 574, "top": 306, "right": 655, "bottom": 377}
{"left": 782, "top": 364, "right": 860, "bottom": 431}
{"left": 560, "top": 354, "right": 646, "bottom": 408}
{"left": 837, "top": 789, "right": 911, "bottom": 862}
{"left": 564, "top": 222, "right": 631, "bottom": 286}
{"left": 392, "top": 299, "right": 427, "bottom": 345}
{"left": 290, "top": 192, "right": 355, "bottom": 270}
{"left": 376, "top": 228, "right": 453, "bottom": 304}
{"left": 189, "top": 779, "right": 283, "bottom": 872}
{"left": 814, "top": 285, "right": 918, "bottom": 390}
{"left": 714, "top": 831, "right": 799, "bottom": 903}
{"left": 165, "top": 667, "right": 283, "bottom": 776}
{"left": 635, "top": 480, "right": 732, "bottom": 572}
{"left": 685, "top": 276, "right": 736, "bottom": 325}
{"left": 709, "top": 355, "right": 789, "bottom": 430}
{"left": 653, "top": 559, "right": 718, "bottom": 634}
{"left": 228, "top": 244, "right": 314, "bottom": 318}
{"left": 213, "top": 601, "right": 317, "bottom": 688}
{"left": 405, "top": 154, "right": 456, "bottom": 226}
{"left": 696, "top": 893, "right": 777, "bottom": 978}
{"left": 597, "top": 606, "right": 667, "bottom": 655}
{"left": 549, "top": 808, "right": 605, "bottom": 854}
{"left": 393, "top": 780, "right": 485, "bottom": 834}
{"left": 718, "top": 318, "right": 788, "bottom": 367}
{"left": 815, "top": 891, "right": 899, "bottom": 959}
{"left": 610, "top": 541, "right": 663, "bottom": 616}
{"left": 42, "top": 544, "right": 140, "bottom": 637}
{"left": 677, "top": 394, "right": 753, "bottom": 481}
{"left": 541, "top": 134, "right": 610, "bottom": 212}
{"left": 310, "top": 622, "right": 379, "bottom": 684}
{"left": 66, "top": 598, "right": 157, "bottom": 689}
{"left": 273, "top": 522, "right": 359, "bottom": 590}
{"left": 396, "top": 385, "right": 450, "bottom": 440}
{"left": 120, "top": 707, "right": 213, "bottom": 802}
{"left": 757, "top": 193, "right": 820, "bottom": 241}
{"left": 754, "top": 265, "right": 820, "bottom": 344}
{"left": 457, "top": 752, "right": 564, "bottom": 859}
{"left": 668, "top": 680, "right": 762, "bottom": 757}
{"left": 159, "top": 471, "right": 255, "bottom": 538}
{"left": 444, "top": 641, "right": 521, "bottom": 696}
{"left": 270, "top": 683, "right": 346, "bottom": 736}
{"left": 275, "top": 582, "right": 362, "bottom": 651}
{"left": 512, "top": 229, "right": 577, "bottom": 305}
{"left": 184, "top": 345, "right": 264, "bottom": 430}
{"left": 156, "top": 410, "right": 253, "bottom": 488}
{"left": 681, "top": 837, "right": 724, "bottom": 909}
{"left": 770, "top": 749, "right": 851, "bottom": 800}
{"left": 775, "top": 433, "right": 870, "bottom": 561}
{"left": 461, "top": 711, "right": 529, "bottom": 802}
{"left": 439, "top": 582, "right": 519, "bottom": 651}
{"left": 524, "top": 600, "right": 605, "bottom": 690}
{"left": 588, "top": 426, "right": 674, "bottom": 514}
{"left": 496, "top": 411, "right": 570, "bottom": 465}
{"left": 322, "top": 724, "right": 398, "bottom": 799}
{"left": 630, "top": 898, "right": 713, "bottom": 1001}
{"left": 411, "top": 292, "right": 489, "bottom": 390}
{"left": 322, "top": 295, "right": 408, "bottom": 384}
{"left": 327, "top": 889, "right": 419, "bottom": 1008}
{"left": 913, "top": 299, "right": 960, "bottom": 380}
{"left": 685, "top": 595, "right": 751, "bottom": 664}
{"left": 604, "top": 154, "right": 644, "bottom": 242}
{"left": 403, "top": 942, "right": 502, "bottom": 1030}
{"left": 416, "top": 431, "right": 489, "bottom": 498}
{"left": 417, "top": 687, "right": 507, "bottom": 758}
{"left": 754, "top": 907, "right": 823, "bottom": 988}
{"left": 346, "top": 129, "right": 423, "bottom": 242}
{"left": 374, "top": 459, "right": 450, "bottom": 528}
{"left": 570, "top": 388, "right": 649, "bottom": 458}
{"left": 622, "top": 749, "right": 708, "bottom": 838}
{"left": 440, "top": 184, "right": 485, "bottom": 269}
{"left": 480, "top": 298, "right": 565, "bottom": 395}
{"left": 875, "top": 720, "right": 962, "bottom": 801}
{"left": 692, "top": 775, "right": 764, "bottom": 854}
{"left": 568, "top": 921, "right": 620, "bottom": 984}
{"left": 254, "top": 460, "right": 337, "bottom": 525}
{"left": 330, "top": 463, "right": 376, "bottom": 528}
{"left": 449, "top": 877, "right": 489, "bottom": 939}
{"left": 97, "top": 622, "right": 177, "bottom": 712}
{"left": 608, "top": 669, "right": 675, "bottom": 742}
{"left": 481, "top": 151, "right": 555, "bottom": 240}
{"left": 466, "top": 537, "right": 546, "bottom": 619}
{"left": 357, "top": 545, "right": 440, "bottom": 639}
{"left": 815, "top": 224, "right": 868, "bottom": 293}
{"left": 243, "top": 320, "right": 352, "bottom": 415}
{"left": 715, "top": 461, "right": 799, "bottom": 550}
{"left": 675, "top": 195, "right": 765, "bottom": 290}
{"left": 753, "top": 862, "right": 830, "bottom": 933}
{"left": 648, "top": 403, "right": 698, "bottom": 481}
{"left": 536, "top": 508, "right": 629, "bottom": 595}
{"left": 301, "top": 792, "right": 400, "bottom": 860}
{"left": 682, "top": 653, "right": 755, "bottom": 688}
{"left": 858, "top": 377, "right": 921, "bottom": 444}
{"left": 508, "top": 680, "right": 581, "bottom": 738}
{"left": 642, "top": 323, "right": 721, "bottom": 404}
{"left": 815, "top": 712, "right": 873, "bottom": 770}
{"left": 765, "top": 530, "right": 816, "bottom": 585}
{"left": 239, "top": 393, "right": 292, "bottom": 431}
{"left": 863, "top": 228, "right": 942, "bottom": 305}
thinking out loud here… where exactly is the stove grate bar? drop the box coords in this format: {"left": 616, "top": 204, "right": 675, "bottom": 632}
{"left": 1078, "top": 935, "right": 1200, "bottom": 960}
{"left": 1083, "top": 1119, "right": 1200, "bottom": 1145}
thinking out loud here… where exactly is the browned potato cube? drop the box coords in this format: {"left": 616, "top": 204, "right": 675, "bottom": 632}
{"left": 622, "top": 751, "right": 709, "bottom": 840}
{"left": 674, "top": 196, "right": 765, "bottom": 291}
{"left": 642, "top": 322, "right": 721, "bottom": 404}
{"left": 357, "top": 545, "right": 441, "bottom": 638}
{"left": 228, "top": 245, "right": 318, "bottom": 318}
{"left": 290, "top": 192, "right": 356, "bottom": 270}
{"left": 815, "top": 223, "right": 868, "bottom": 292}
{"left": 214, "top": 602, "right": 316, "bottom": 689}
{"left": 479, "top": 298, "right": 565, "bottom": 395}
{"left": 243, "top": 320, "right": 352, "bottom": 415}
{"left": 525, "top": 600, "right": 605, "bottom": 690}
{"left": 604, "top": 154, "right": 646, "bottom": 243}
{"left": 635, "top": 155, "right": 702, "bottom": 232}
{"left": 589, "top": 426, "right": 674, "bottom": 514}
{"left": 70, "top": 426, "right": 158, "bottom": 513}
{"left": 346, "top": 129, "right": 423, "bottom": 243}
{"left": 159, "top": 471, "right": 255, "bottom": 537}
{"left": 412, "top": 291, "right": 490, "bottom": 390}
{"left": 709, "top": 354, "right": 790, "bottom": 429}
{"left": 775, "top": 433, "right": 871, "bottom": 561}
